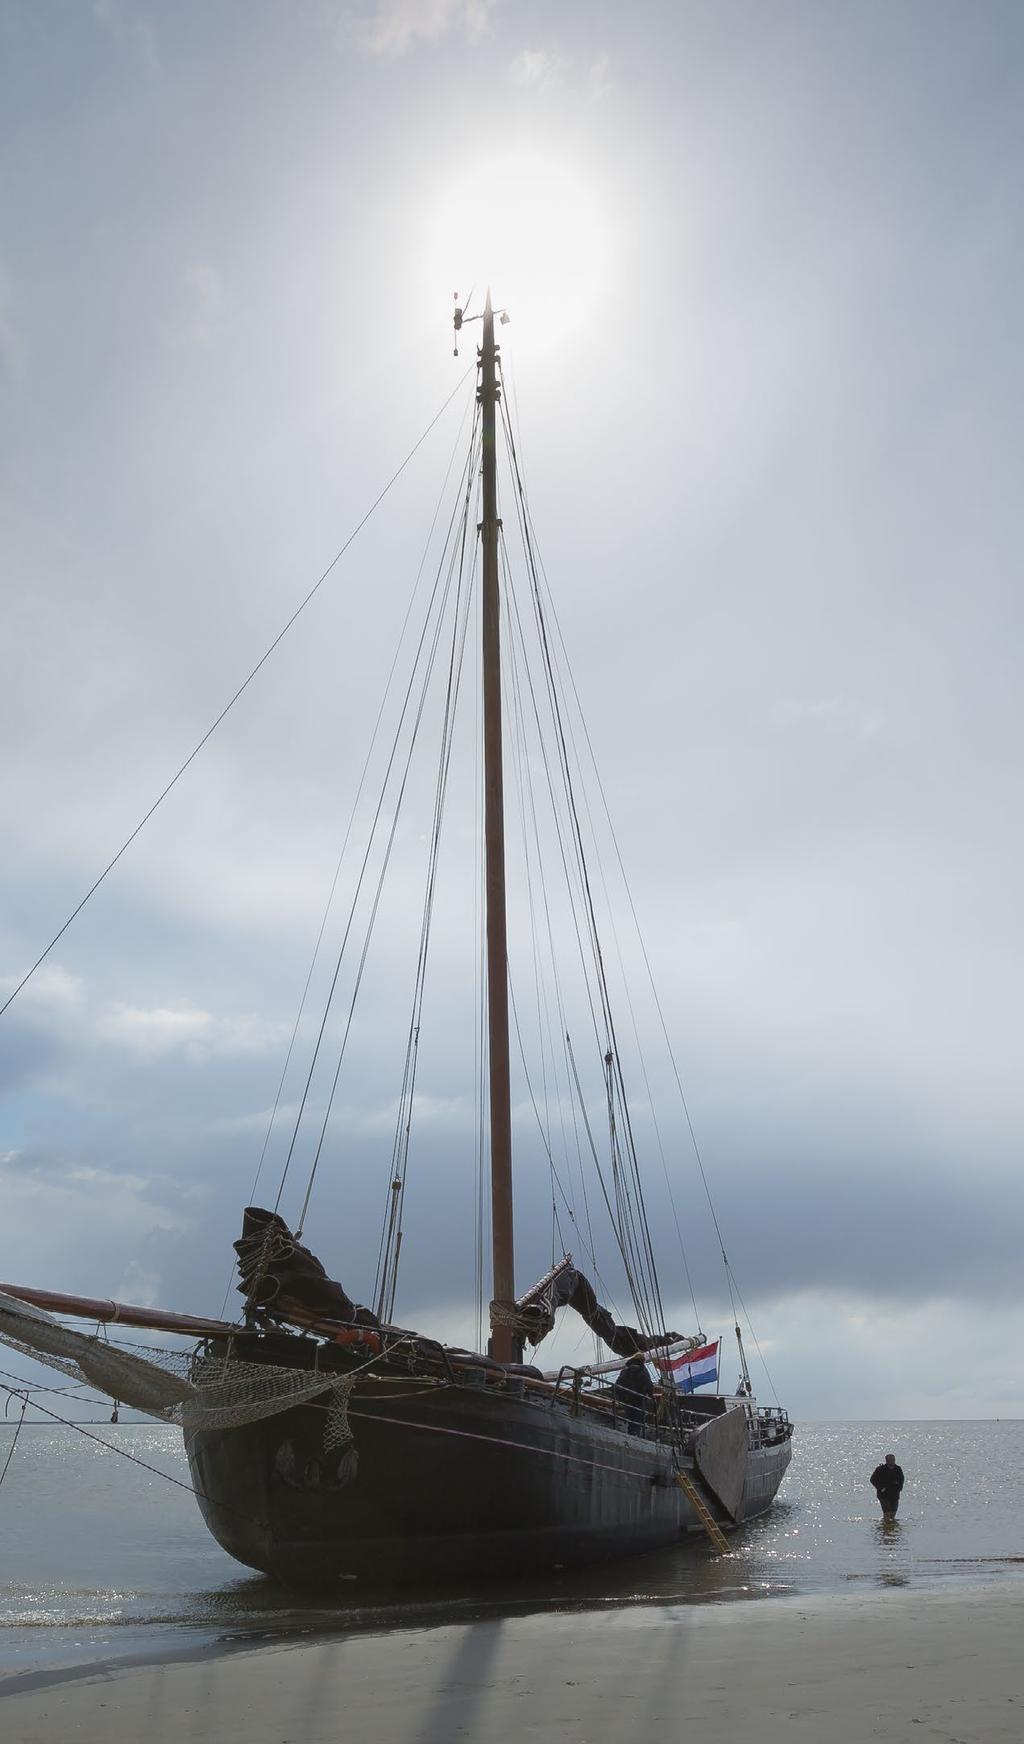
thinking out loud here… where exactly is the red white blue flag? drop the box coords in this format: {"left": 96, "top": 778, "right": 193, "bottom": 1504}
{"left": 657, "top": 1338, "right": 720, "bottom": 1393}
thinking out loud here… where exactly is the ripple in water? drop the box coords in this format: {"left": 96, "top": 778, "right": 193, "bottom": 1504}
{"left": 0, "top": 1419, "right": 1021, "bottom": 1670}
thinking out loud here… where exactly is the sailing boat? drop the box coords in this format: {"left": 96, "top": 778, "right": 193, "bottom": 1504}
{"left": 0, "top": 292, "right": 791, "bottom": 1585}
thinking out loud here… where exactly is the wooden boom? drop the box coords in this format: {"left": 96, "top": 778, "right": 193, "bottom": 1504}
{"left": 0, "top": 1281, "right": 239, "bottom": 1339}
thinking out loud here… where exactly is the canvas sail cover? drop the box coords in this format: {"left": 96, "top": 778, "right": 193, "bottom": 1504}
{"left": 234, "top": 1207, "right": 381, "bottom": 1327}
{"left": 516, "top": 1265, "right": 681, "bottom": 1356}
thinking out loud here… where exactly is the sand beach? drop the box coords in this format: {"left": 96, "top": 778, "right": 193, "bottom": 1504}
{"left": 3, "top": 1584, "right": 1021, "bottom": 1744}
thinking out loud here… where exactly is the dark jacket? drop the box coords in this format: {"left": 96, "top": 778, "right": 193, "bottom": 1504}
{"left": 870, "top": 1462, "right": 904, "bottom": 1494}
{"left": 614, "top": 1357, "right": 654, "bottom": 1402}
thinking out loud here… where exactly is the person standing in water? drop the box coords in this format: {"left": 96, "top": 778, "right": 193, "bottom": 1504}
{"left": 870, "top": 1452, "right": 905, "bottom": 1518}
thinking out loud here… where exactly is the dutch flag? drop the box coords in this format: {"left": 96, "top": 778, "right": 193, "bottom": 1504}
{"left": 657, "top": 1338, "right": 720, "bottom": 1393}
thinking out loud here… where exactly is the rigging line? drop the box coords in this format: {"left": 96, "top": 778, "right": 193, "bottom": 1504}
{"left": 728, "top": 1272, "right": 780, "bottom": 1404}
{"left": 557, "top": 1024, "right": 601, "bottom": 1279}
{"left": 476, "top": 629, "right": 490, "bottom": 1352}
{"left": 500, "top": 479, "right": 700, "bottom": 1330}
{"left": 503, "top": 442, "right": 616, "bottom": 1052}
{"left": 347, "top": 1405, "right": 668, "bottom": 1481}
{"left": 377, "top": 495, "right": 479, "bottom": 1318}
{"left": 500, "top": 534, "right": 604, "bottom": 1060}
{"left": 503, "top": 596, "right": 559, "bottom": 1188}
{"left": 504, "top": 974, "right": 574, "bottom": 1223}
{"left": 498, "top": 403, "right": 662, "bottom": 1337}
{"left": 501, "top": 411, "right": 668, "bottom": 1337}
{"left": 235, "top": 383, "right": 480, "bottom": 1254}
{"left": 368, "top": 454, "right": 481, "bottom": 1305}
{"left": 605, "top": 1055, "right": 659, "bottom": 1337}
{"left": 303, "top": 459, "right": 479, "bottom": 1247}
{"left": 564, "top": 1029, "right": 643, "bottom": 1310}
{"left": 501, "top": 524, "right": 658, "bottom": 1332}
{"left": 509, "top": 497, "right": 686, "bottom": 1336}
{"left": 504, "top": 434, "right": 737, "bottom": 1318}
{"left": 0, "top": 1394, "right": 27, "bottom": 1488}
{"left": 506, "top": 976, "right": 621, "bottom": 1312}
{"left": 506, "top": 605, "right": 584, "bottom": 1231}
{"left": 389, "top": 533, "right": 476, "bottom": 1201}
{"left": 0, "top": 1383, "right": 264, "bottom": 1526}
{"left": 506, "top": 658, "right": 552, "bottom": 1158}
{"left": 503, "top": 575, "right": 623, "bottom": 1316}
{"left": 296, "top": 607, "right": 454, "bottom": 1238}
{"left": 502, "top": 552, "right": 612, "bottom": 1286}
{"left": 587, "top": 863, "right": 703, "bottom": 1326}
{"left": 0, "top": 370, "right": 475, "bottom": 1024}
{"left": 473, "top": 575, "right": 485, "bottom": 1353}
{"left": 498, "top": 463, "right": 619, "bottom": 1086}
{"left": 501, "top": 559, "right": 616, "bottom": 1296}
{"left": 294, "top": 460, "right": 481, "bottom": 1237}
{"left": 533, "top": 718, "right": 663, "bottom": 1336}
{"left": 0, "top": 1366, "right": 115, "bottom": 1408}
{"left": 606, "top": 1039, "right": 669, "bottom": 1332}
{"left": 551, "top": 612, "right": 741, "bottom": 1321}
{"left": 382, "top": 567, "right": 475, "bottom": 1323}
{"left": 272, "top": 416, "right": 482, "bottom": 1219}
{"left": 509, "top": 611, "right": 601, "bottom": 1274}
{"left": 560, "top": 746, "right": 703, "bottom": 1326}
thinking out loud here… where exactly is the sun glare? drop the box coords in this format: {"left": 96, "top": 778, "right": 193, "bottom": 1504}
{"left": 428, "top": 150, "right": 611, "bottom": 343}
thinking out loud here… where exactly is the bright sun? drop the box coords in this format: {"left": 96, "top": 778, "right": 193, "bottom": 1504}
{"left": 427, "top": 150, "right": 611, "bottom": 343}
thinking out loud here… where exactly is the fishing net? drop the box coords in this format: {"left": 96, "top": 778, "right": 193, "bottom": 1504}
{"left": 0, "top": 1290, "right": 354, "bottom": 1437}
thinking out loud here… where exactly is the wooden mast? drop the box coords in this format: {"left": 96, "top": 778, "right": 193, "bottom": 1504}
{"left": 479, "top": 290, "right": 517, "bottom": 1362}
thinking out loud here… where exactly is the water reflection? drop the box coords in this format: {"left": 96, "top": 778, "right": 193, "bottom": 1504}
{"left": 198, "top": 1530, "right": 795, "bottom": 1645}
{"left": 4, "top": 1420, "right": 1024, "bottom": 1667}
{"left": 871, "top": 1515, "right": 910, "bottom": 1588}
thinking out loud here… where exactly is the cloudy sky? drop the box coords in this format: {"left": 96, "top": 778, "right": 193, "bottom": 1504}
{"left": 2, "top": 1, "right": 1021, "bottom": 1420}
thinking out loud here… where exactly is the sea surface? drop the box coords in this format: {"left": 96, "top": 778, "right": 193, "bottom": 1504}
{"left": 0, "top": 1419, "right": 1021, "bottom": 1677}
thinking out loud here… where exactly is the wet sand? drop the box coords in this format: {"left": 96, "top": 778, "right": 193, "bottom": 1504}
{"left": 2, "top": 1585, "right": 1021, "bottom": 1742}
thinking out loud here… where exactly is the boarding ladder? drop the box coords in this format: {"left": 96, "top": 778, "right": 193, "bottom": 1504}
{"left": 674, "top": 1468, "right": 730, "bottom": 1554}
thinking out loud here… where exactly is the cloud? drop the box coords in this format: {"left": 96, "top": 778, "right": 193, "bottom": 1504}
{"left": 1, "top": 1147, "right": 190, "bottom": 1241}
{"left": 0, "top": 1147, "right": 207, "bottom": 1338}
{"left": 2, "top": 965, "right": 84, "bottom": 1015}
{"left": 0, "top": 968, "right": 81, "bottom": 1090}
{"left": 210, "top": 1101, "right": 300, "bottom": 1136}
{"left": 0, "top": 963, "right": 288, "bottom": 1094}
{"left": 390, "top": 1285, "right": 1024, "bottom": 1419}
{"left": 774, "top": 695, "right": 885, "bottom": 740}
{"left": 159, "top": 264, "right": 225, "bottom": 350}
{"left": 360, "top": 1089, "right": 473, "bottom": 1133}
{"left": 720, "top": 1289, "right": 1024, "bottom": 1420}
{"left": 95, "top": 1002, "right": 287, "bottom": 1062}
{"left": 0, "top": 268, "right": 24, "bottom": 384}
{"left": 508, "top": 44, "right": 614, "bottom": 98}
{"left": 2, "top": 0, "right": 1020, "bottom": 1422}
{"left": 509, "top": 48, "right": 567, "bottom": 92}
{"left": 113, "top": 1258, "right": 162, "bottom": 1306}
{"left": 352, "top": 0, "right": 495, "bottom": 57}
{"left": 587, "top": 53, "right": 614, "bottom": 99}
{"left": 91, "top": 0, "right": 160, "bottom": 74}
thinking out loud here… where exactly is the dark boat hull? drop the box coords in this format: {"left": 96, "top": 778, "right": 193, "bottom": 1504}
{"left": 186, "top": 1380, "right": 791, "bottom": 1585}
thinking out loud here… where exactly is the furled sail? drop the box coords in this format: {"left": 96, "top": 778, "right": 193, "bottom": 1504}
{"left": 515, "top": 1264, "right": 682, "bottom": 1357}
{"left": 234, "top": 1207, "right": 381, "bottom": 1328}
{"left": 236, "top": 1213, "right": 677, "bottom": 1361}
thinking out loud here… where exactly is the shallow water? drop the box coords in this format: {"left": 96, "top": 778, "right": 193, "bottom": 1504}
{"left": 0, "top": 1419, "right": 1021, "bottom": 1674}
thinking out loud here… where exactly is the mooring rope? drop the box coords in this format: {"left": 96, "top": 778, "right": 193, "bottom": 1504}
{"left": 0, "top": 1383, "right": 266, "bottom": 1527}
{"left": 0, "top": 369, "right": 474, "bottom": 1023}
{"left": 0, "top": 1392, "right": 27, "bottom": 1488}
